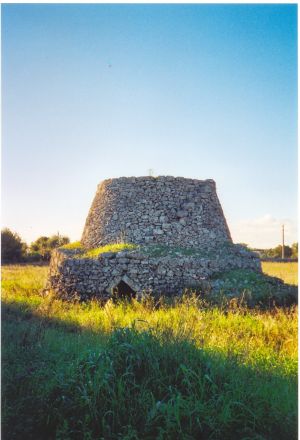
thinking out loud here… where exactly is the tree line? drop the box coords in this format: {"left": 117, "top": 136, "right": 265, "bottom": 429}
{"left": 1, "top": 228, "right": 70, "bottom": 263}
{"left": 256, "top": 243, "right": 298, "bottom": 259}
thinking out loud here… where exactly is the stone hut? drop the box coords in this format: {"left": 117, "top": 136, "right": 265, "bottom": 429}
{"left": 48, "top": 176, "right": 260, "bottom": 299}
{"left": 81, "top": 177, "right": 231, "bottom": 249}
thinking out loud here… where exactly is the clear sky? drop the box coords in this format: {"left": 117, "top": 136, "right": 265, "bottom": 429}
{"left": 2, "top": 4, "right": 298, "bottom": 248}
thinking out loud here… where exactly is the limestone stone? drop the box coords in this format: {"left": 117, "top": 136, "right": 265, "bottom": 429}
{"left": 48, "top": 175, "right": 261, "bottom": 300}
{"left": 81, "top": 177, "right": 232, "bottom": 249}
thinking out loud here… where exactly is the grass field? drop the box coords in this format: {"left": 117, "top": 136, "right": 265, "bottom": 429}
{"left": 2, "top": 263, "right": 298, "bottom": 439}
{"left": 261, "top": 261, "right": 298, "bottom": 285}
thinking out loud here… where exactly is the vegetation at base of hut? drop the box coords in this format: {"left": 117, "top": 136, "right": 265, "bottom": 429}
{"left": 138, "top": 242, "right": 237, "bottom": 258}
{"left": 207, "top": 268, "right": 297, "bottom": 307}
{"left": 2, "top": 264, "right": 298, "bottom": 440}
{"left": 59, "top": 241, "right": 245, "bottom": 259}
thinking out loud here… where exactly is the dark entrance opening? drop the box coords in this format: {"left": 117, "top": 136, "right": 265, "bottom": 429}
{"left": 112, "top": 280, "right": 136, "bottom": 299}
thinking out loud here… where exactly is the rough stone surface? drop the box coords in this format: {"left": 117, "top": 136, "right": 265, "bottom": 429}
{"left": 48, "top": 245, "right": 261, "bottom": 300}
{"left": 48, "top": 176, "right": 261, "bottom": 299}
{"left": 81, "top": 176, "right": 232, "bottom": 249}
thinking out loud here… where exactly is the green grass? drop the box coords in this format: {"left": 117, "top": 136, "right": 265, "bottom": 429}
{"left": 2, "top": 265, "right": 298, "bottom": 439}
{"left": 138, "top": 241, "right": 243, "bottom": 258}
{"left": 139, "top": 244, "right": 211, "bottom": 258}
{"left": 207, "top": 268, "right": 298, "bottom": 307}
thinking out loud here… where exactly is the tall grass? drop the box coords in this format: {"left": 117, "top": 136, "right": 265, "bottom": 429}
{"left": 2, "top": 265, "right": 298, "bottom": 439}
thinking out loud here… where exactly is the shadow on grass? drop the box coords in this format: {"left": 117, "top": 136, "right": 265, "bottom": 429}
{"left": 2, "top": 300, "right": 298, "bottom": 440}
{"left": 200, "top": 270, "right": 298, "bottom": 309}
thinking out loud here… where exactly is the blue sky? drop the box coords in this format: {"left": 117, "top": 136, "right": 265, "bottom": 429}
{"left": 2, "top": 4, "right": 297, "bottom": 248}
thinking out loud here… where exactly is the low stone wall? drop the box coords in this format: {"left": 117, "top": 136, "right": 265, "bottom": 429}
{"left": 48, "top": 245, "right": 261, "bottom": 300}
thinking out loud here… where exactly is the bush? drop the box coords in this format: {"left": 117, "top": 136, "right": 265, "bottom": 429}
{"left": 25, "top": 252, "right": 43, "bottom": 263}
{"left": 30, "top": 235, "right": 70, "bottom": 260}
{"left": 1, "top": 228, "right": 26, "bottom": 263}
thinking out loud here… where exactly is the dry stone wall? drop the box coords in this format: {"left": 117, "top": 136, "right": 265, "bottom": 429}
{"left": 81, "top": 176, "right": 232, "bottom": 249}
{"left": 48, "top": 175, "right": 262, "bottom": 300}
{"left": 48, "top": 245, "right": 261, "bottom": 300}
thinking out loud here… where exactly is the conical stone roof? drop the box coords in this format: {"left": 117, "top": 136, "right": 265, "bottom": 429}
{"left": 81, "top": 176, "right": 232, "bottom": 249}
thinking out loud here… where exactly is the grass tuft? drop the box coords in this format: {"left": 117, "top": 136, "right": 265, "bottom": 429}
{"left": 79, "top": 243, "right": 138, "bottom": 258}
{"left": 60, "top": 241, "right": 83, "bottom": 250}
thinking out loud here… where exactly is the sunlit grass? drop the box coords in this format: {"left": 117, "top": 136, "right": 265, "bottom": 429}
{"left": 2, "top": 265, "right": 298, "bottom": 439}
{"left": 59, "top": 241, "right": 138, "bottom": 257}
{"left": 2, "top": 265, "right": 297, "bottom": 374}
{"left": 262, "top": 261, "right": 298, "bottom": 285}
{"left": 60, "top": 241, "right": 83, "bottom": 250}
{"left": 80, "top": 242, "right": 138, "bottom": 258}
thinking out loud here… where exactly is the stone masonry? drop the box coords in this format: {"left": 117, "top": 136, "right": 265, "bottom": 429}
{"left": 49, "top": 245, "right": 260, "bottom": 300}
{"left": 81, "top": 177, "right": 232, "bottom": 249}
{"left": 48, "top": 176, "right": 261, "bottom": 299}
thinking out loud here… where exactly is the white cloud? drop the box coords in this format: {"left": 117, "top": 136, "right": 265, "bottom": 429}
{"left": 229, "top": 214, "right": 298, "bottom": 249}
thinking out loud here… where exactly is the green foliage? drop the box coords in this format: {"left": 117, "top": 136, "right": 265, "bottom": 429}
{"left": 25, "top": 251, "right": 43, "bottom": 263}
{"left": 291, "top": 242, "right": 298, "bottom": 258}
{"left": 1, "top": 228, "right": 27, "bottom": 263}
{"left": 47, "top": 235, "right": 69, "bottom": 249}
{"left": 272, "top": 245, "right": 292, "bottom": 258}
{"left": 1, "top": 265, "right": 298, "bottom": 440}
{"left": 30, "top": 234, "right": 70, "bottom": 260}
{"left": 260, "top": 245, "right": 295, "bottom": 259}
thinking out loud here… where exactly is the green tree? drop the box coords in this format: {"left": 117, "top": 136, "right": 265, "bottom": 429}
{"left": 268, "top": 245, "right": 292, "bottom": 259}
{"left": 1, "top": 228, "right": 27, "bottom": 263}
{"left": 30, "top": 234, "right": 70, "bottom": 260}
{"left": 291, "top": 242, "right": 298, "bottom": 258}
{"left": 30, "top": 236, "right": 49, "bottom": 260}
{"left": 48, "top": 235, "right": 69, "bottom": 249}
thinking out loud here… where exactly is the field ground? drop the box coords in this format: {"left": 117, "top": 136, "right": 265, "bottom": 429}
{"left": 1, "top": 263, "right": 298, "bottom": 440}
{"left": 261, "top": 261, "right": 298, "bottom": 285}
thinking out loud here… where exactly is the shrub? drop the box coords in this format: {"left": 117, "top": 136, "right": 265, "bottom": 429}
{"left": 25, "top": 251, "right": 43, "bottom": 263}
{"left": 30, "top": 235, "right": 70, "bottom": 260}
